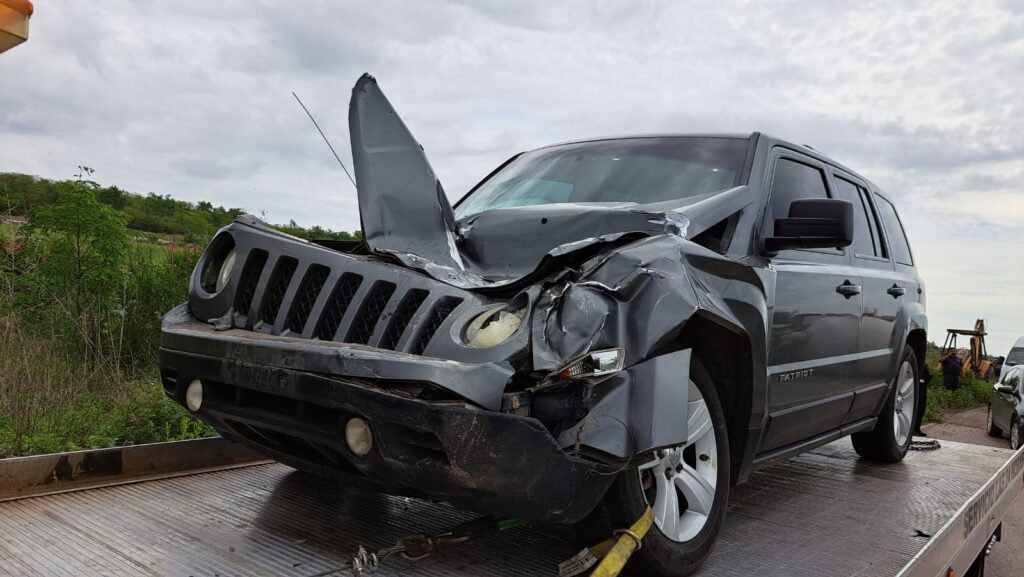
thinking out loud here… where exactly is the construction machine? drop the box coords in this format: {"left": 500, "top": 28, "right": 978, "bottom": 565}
{"left": 0, "top": 0, "right": 32, "bottom": 53}
{"left": 940, "top": 318, "right": 997, "bottom": 381}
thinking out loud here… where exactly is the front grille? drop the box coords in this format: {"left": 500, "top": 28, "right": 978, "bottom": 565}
{"left": 235, "top": 250, "right": 268, "bottom": 317}
{"left": 261, "top": 257, "right": 298, "bottom": 325}
{"left": 315, "top": 273, "right": 363, "bottom": 341}
{"left": 224, "top": 247, "right": 470, "bottom": 354}
{"left": 380, "top": 289, "right": 428, "bottom": 350}
{"left": 347, "top": 281, "right": 396, "bottom": 344}
{"left": 412, "top": 297, "right": 461, "bottom": 355}
{"left": 286, "top": 264, "right": 329, "bottom": 334}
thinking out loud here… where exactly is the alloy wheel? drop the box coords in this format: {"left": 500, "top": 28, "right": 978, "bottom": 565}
{"left": 1012, "top": 422, "right": 1021, "bottom": 450}
{"left": 892, "top": 359, "right": 916, "bottom": 446}
{"left": 639, "top": 380, "right": 718, "bottom": 543}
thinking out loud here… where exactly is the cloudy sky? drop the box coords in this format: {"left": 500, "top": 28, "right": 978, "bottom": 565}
{"left": 1, "top": 0, "right": 1022, "bottom": 354}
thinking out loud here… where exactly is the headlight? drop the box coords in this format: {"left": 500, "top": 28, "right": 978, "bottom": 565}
{"left": 464, "top": 305, "right": 525, "bottom": 348}
{"left": 199, "top": 234, "right": 236, "bottom": 294}
{"left": 554, "top": 349, "right": 624, "bottom": 380}
{"left": 215, "top": 248, "right": 236, "bottom": 292}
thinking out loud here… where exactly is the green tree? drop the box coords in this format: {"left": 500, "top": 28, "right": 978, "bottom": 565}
{"left": 24, "top": 180, "right": 130, "bottom": 362}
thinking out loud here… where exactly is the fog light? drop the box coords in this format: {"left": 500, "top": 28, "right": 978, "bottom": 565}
{"left": 345, "top": 417, "right": 373, "bottom": 457}
{"left": 185, "top": 379, "right": 204, "bottom": 412}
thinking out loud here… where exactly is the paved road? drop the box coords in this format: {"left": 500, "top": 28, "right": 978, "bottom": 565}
{"left": 923, "top": 406, "right": 1022, "bottom": 576}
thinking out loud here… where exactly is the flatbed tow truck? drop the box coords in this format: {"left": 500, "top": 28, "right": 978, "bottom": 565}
{"left": 1, "top": 436, "right": 1020, "bottom": 577}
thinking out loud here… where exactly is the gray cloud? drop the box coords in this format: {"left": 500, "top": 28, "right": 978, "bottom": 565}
{"left": 1, "top": 0, "right": 1022, "bottom": 353}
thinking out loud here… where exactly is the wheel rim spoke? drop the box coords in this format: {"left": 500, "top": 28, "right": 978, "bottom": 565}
{"left": 898, "top": 412, "right": 911, "bottom": 437}
{"left": 687, "top": 399, "right": 712, "bottom": 445}
{"left": 900, "top": 375, "right": 914, "bottom": 396}
{"left": 676, "top": 464, "right": 715, "bottom": 516}
{"left": 653, "top": 467, "right": 680, "bottom": 536}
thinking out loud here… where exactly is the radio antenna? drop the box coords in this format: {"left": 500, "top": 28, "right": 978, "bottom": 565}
{"left": 292, "top": 92, "right": 357, "bottom": 189}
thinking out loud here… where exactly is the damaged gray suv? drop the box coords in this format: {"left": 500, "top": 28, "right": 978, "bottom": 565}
{"left": 160, "top": 74, "right": 927, "bottom": 576}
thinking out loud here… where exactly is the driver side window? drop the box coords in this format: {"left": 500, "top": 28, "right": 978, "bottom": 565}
{"left": 766, "top": 157, "right": 830, "bottom": 229}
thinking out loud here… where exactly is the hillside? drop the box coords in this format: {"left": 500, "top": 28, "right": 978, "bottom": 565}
{"left": 0, "top": 171, "right": 360, "bottom": 243}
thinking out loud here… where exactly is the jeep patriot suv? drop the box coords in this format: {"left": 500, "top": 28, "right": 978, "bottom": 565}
{"left": 160, "top": 74, "right": 926, "bottom": 576}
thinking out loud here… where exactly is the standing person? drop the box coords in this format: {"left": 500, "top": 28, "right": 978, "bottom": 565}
{"left": 913, "top": 363, "right": 930, "bottom": 437}
{"left": 939, "top": 350, "right": 963, "bottom": 391}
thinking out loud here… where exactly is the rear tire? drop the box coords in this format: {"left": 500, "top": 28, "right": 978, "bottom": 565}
{"left": 853, "top": 345, "right": 918, "bottom": 463}
{"left": 577, "top": 358, "right": 729, "bottom": 577}
{"left": 987, "top": 405, "right": 1003, "bottom": 437}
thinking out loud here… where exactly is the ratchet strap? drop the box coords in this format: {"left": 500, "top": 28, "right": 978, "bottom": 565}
{"left": 558, "top": 506, "right": 654, "bottom": 577}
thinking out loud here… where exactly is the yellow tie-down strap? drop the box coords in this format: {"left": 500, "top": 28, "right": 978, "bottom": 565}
{"left": 558, "top": 506, "right": 654, "bottom": 577}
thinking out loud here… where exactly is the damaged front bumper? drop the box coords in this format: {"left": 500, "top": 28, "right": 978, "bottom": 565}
{"left": 160, "top": 310, "right": 615, "bottom": 523}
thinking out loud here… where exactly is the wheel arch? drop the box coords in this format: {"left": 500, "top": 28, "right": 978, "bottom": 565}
{"left": 906, "top": 327, "right": 927, "bottom": 375}
{"left": 673, "top": 313, "right": 757, "bottom": 485}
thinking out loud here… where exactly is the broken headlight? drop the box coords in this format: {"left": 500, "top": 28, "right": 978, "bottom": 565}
{"left": 554, "top": 349, "right": 624, "bottom": 380}
{"left": 464, "top": 305, "right": 525, "bottom": 348}
{"left": 198, "top": 233, "right": 236, "bottom": 294}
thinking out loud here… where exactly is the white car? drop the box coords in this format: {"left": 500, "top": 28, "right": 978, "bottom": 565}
{"left": 1001, "top": 336, "right": 1024, "bottom": 380}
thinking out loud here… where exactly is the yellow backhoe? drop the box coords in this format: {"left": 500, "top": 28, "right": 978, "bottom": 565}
{"left": 939, "top": 319, "right": 997, "bottom": 381}
{"left": 0, "top": 0, "right": 32, "bottom": 53}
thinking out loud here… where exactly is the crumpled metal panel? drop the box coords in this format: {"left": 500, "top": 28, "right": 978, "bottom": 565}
{"left": 349, "top": 73, "right": 465, "bottom": 274}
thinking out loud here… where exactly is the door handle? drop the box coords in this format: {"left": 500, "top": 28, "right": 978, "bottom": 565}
{"left": 887, "top": 284, "right": 906, "bottom": 298}
{"left": 836, "top": 280, "right": 862, "bottom": 299}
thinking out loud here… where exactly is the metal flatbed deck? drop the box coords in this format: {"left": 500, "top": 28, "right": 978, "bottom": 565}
{"left": 0, "top": 438, "right": 1020, "bottom": 577}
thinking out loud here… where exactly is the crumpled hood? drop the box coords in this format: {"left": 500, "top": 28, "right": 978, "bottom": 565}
{"left": 349, "top": 73, "right": 753, "bottom": 290}
{"left": 455, "top": 202, "right": 686, "bottom": 282}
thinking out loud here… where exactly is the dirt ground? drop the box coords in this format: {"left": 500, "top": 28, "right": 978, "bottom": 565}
{"left": 922, "top": 406, "right": 1023, "bottom": 576}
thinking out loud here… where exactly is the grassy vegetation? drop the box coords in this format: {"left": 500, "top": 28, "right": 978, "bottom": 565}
{"left": 1, "top": 170, "right": 360, "bottom": 243}
{"left": 921, "top": 343, "right": 993, "bottom": 424}
{"left": 0, "top": 173, "right": 359, "bottom": 458}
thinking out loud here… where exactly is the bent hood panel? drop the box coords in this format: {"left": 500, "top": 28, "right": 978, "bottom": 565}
{"left": 348, "top": 74, "right": 755, "bottom": 290}
{"left": 349, "top": 74, "right": 464, "bottom": 272}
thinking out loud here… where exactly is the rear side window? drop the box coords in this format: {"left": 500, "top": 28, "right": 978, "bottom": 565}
{"left": 832, "top": 177, "right": 880, "bottom": 257}
{"left": 874, "top": 196, "right": 913, "bottom": 265}
{"left": 767, "top": 158, "right": 829, "bottom": 229}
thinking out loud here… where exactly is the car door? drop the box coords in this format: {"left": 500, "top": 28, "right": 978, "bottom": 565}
{"left": 829, "top": 171, "right": 898, "bottom": 422}
{"left": 760, "top": 151, "right": 863, "bottom": 452}
{"left": 871, "top": 192, "right": 923, "bottom": 369}
{"left": 995, "top": 367, "right": 1022, "bottom": 431}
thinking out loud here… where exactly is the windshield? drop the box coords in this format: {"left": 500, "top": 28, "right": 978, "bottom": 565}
{"left": 454, "top": 137, "right": 750, "bottom": 219}
{"left": 1007, "top": 348, "right": 1024, "bottom": 366}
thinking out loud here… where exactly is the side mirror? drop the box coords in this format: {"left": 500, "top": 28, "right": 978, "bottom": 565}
{"left": 995, "top": 385, "right": 1014, "bottom": 395}
{"left": 764, "top": 198, "right": 854, "bottom": 252}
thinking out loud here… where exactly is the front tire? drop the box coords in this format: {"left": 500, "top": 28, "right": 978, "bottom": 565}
{"left": 579, "top": 359, "right": 729, "bottom": 577}
{"left": 1011, "top": 419, "right": 1021, "bottom": 450}
{"left": 853, "top": 345, "right": 918, "bottom": 463}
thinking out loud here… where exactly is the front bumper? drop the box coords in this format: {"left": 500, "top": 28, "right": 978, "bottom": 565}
{"left": 160, "top": 314, "right": 613, "bottom": 524}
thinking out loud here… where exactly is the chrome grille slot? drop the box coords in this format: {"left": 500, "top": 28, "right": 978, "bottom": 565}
{"left": 379, "top": 288, "right": 428, "bottom": 350}
{"left": 315, "top": 273, "right": 363, "bottom": 340}
{"left": 347, "top": 281, "right": 396, "bottom": 345}
{"left": 286, "top": 264, "right": 329, "bottom": 334}
{"left": 234, "top": 249, "right": 268, "bottom": 317}
{"left": 261, "top": 257, "right": 298, "bottom": 325}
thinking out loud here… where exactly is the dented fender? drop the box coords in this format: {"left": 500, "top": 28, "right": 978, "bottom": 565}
{"left": 532, "top": 234, "right": 771, "bottom": 467}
